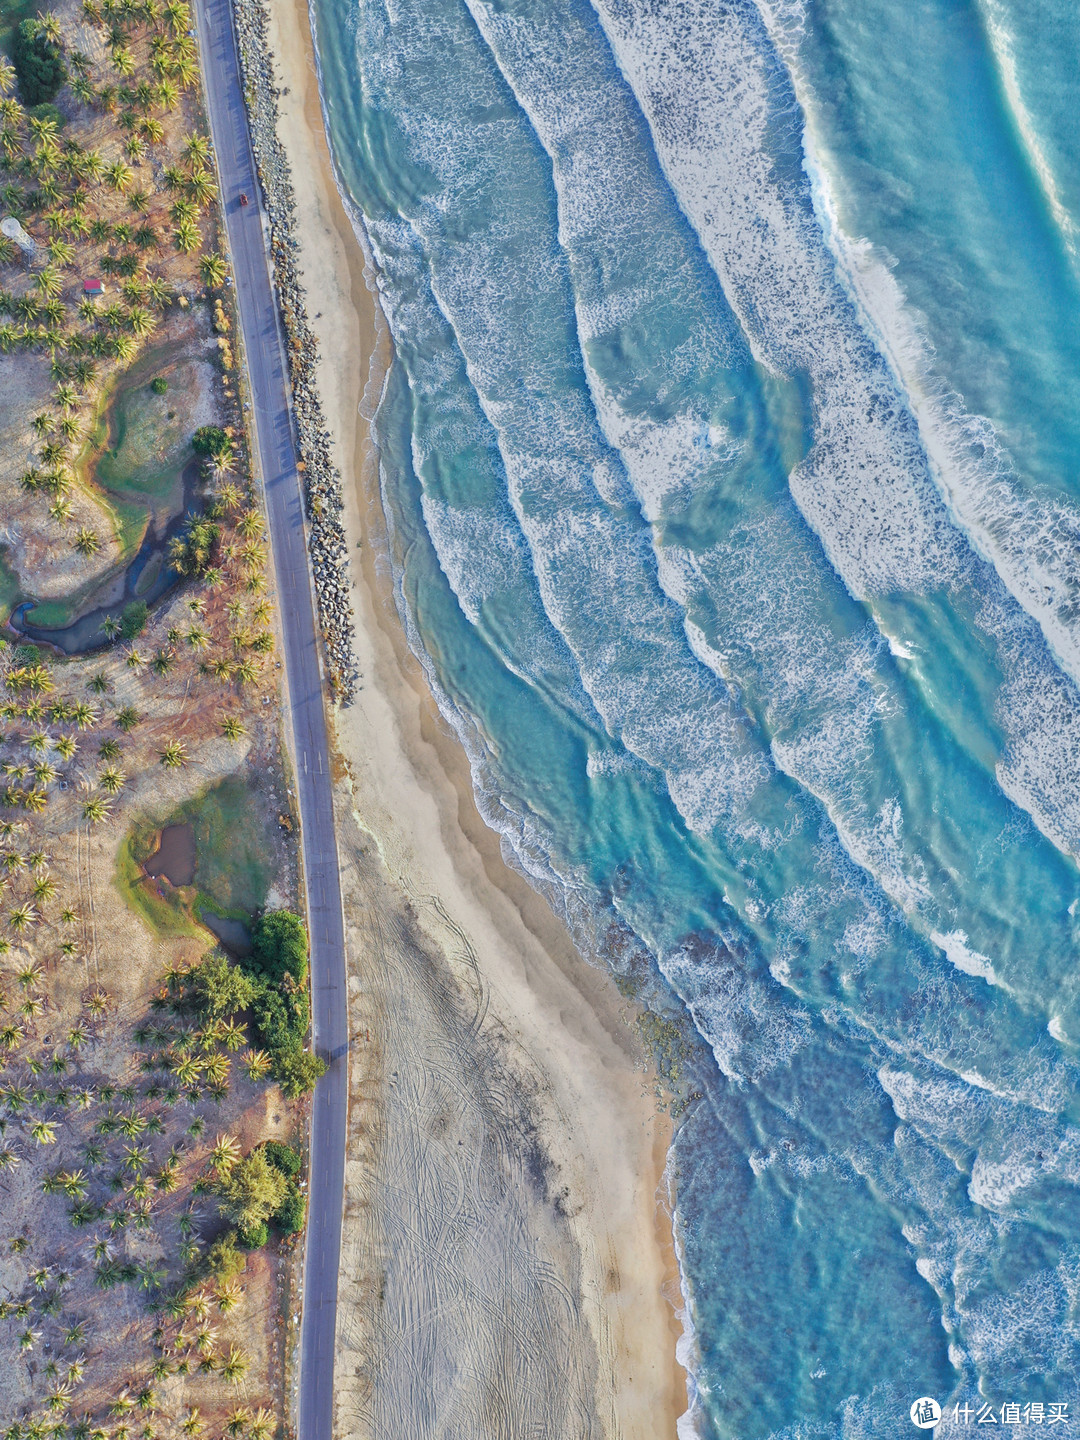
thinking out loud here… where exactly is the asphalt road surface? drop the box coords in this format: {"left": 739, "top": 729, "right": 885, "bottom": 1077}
{"left": 191, "top": 2, "right": 349, "bottom": 1435}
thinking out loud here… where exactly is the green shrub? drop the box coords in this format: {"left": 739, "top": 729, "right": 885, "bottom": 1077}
{"left": 262, "top": 1139, "right": 302, "bottom": 1178}
{"left": 188, "top": 949, "right": 254, "bottom": 1018}
{"left": 204, "top": 1231, "right": 245, "bottom": 1282}
{"left": 249, "top": 909, "right": 308, "bottom": 986}
{"left": 275, "top": 1182, "right": 306, "bottom": 1235}
{"left": 192, "top": 424, "right": 229, "bottom": 457}
{"left": 120, "top": 599, "right": 147, "bottom": 639}
{"left": 237, "top": 1220, "right": 268, "bottom": 1250}
{"left": 27, "top": 101, "right": 64, "bottom": 129}
{"left": 216, "top": 1148, "right": 287, "bottom": 1239}
{"left": 274, "top": 1047, "right": 326, "bottom": 1099}
{"left": 12, "top": 21, "right": 66, "bottom": 107}
{"left": 251, "top": 982, "right": 307, "bottom": 1055}
{"left": 151, "top": 377, "right": 168, "bottom": 395}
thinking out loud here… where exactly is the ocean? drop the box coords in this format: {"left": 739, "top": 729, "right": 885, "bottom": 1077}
{"left": 305, "top": 0, "right": 1080, "bottom": 1433}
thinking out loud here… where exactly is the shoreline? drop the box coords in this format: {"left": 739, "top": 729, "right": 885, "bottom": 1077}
{"left": 260, "top": 0, "right": 688, "bottom": 1434}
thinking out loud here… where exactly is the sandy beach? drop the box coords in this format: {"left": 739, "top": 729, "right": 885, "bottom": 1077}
{"left": 260, "top": 0, "right": 687, "bottom": 1435}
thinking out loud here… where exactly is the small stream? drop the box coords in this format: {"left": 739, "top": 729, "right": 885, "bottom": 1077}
{"left": 11, "top": 454, "right": 201, "bottom": 655}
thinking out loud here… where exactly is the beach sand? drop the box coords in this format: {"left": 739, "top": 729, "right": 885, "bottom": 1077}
{"left": 264, "top": 1, "right": 687, "bottom": 1433}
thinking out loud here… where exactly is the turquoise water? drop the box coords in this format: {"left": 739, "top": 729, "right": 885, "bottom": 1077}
{"left": 309, "top": 0, "right": 1080, "bottom": 1433}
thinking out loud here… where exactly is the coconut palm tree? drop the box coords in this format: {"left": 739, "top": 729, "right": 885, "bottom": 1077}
{"left": 29, "top": 1120, "right": 56, "bottom": 1144}
{"left": 121, "top": 276, "right": 146, "bottom": 304}
{"left": 98, "top": 766, "right": 124, "bottom": 794}
{"left": 164, "top": 0, "right": 189, "bottom": 33}
{"left": 187, "top": 168, "right": 216, "bottom": 206}
{"left": 209, "top": 1132, "right": 239, "bottom": 1172}
{"left": 8, "top": 903, "right": 34, "bottom": 932}
{"left": 126, "top": 305, "right": 155, "bottom": 337}
{"left": 47, "top": 237, "right": 75, "bottom": 266}
{"left": 105, "top": 159, "right": 133, "bottom": 191}
{"left": 82, "top": 796, "right": 110, "bottom": 824}
{"left": 116, "top": 705, "right": 139, "bottom": 732}
{"left": 73, "top": 528, "right": 101, "bottom": 557}
{"left": 220, "top": 1345, "right": 248, "bottom": 1384}
{"left": 172, "top": 217, "right": 198, "bottom": 252}
{"left": 145, "top": 275, "right": 170, "bottom": 306}
{"left": 158, "top": 740, "right": 186, "bottom": 770}
{"left": 34, "top": 267, "right": 61, "bottom": 299}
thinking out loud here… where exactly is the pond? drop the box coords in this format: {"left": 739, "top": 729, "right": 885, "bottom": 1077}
{"left": 199, "top": 910, "right": 253, "bottom": 957}
{"left": 142, "top": 822, "right": 196, "bottom": 888}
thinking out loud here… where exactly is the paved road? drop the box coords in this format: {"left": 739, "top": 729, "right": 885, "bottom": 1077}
{"left": 191, "top": 2, "right": 349, "bottom": 1436}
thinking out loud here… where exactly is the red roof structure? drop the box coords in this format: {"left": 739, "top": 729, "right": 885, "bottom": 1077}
{"left": 82, "top": 278, "right": 103, "bottom": 294}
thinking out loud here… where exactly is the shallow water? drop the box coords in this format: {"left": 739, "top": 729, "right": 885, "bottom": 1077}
{"left": 309, "top": 0, "right": 1080, "bottom": 1433}
{"left": 143, "top": 822, "right": 196, "bottom": 888}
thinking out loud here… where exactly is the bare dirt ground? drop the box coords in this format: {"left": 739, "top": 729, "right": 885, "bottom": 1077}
{"left": 0, "top": 562, "right": 301, "bottom": 1432}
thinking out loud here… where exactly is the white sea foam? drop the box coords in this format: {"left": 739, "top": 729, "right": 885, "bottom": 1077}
{"left": 974, "top": 0, "right": 1077, "bottom": 261}
{"left": 930, "top": 930, "right": 998, "bottom": 987}
{"left": 585, "top": 0, "right": 1080, "bottom": 878}
{"left": 667, "top": 1148, "right": 705, "bottom": 1440}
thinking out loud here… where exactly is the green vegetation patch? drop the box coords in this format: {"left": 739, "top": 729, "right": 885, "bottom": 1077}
{"left": 185, "top": 774, "right": 279, "bottom": 916}
{"left": 114, "top": 823, "right": 205, "bottom": 941}
{"left": 239, "top": 913, "right": 325, "bottom": 1097}
{"left": 0, "top": 547, "right": 22, "bottom": 627}
{"left": 114, "top": 777, "right": 281, "bottom": 941}
{"left": 94, "top": 361, "right": 194, "bottom": 500}
{"left": 11, "top": 18, "right": 65, "bottom": 106}
{"left": 0, "top": 0, "right": 39, "bottom": 56}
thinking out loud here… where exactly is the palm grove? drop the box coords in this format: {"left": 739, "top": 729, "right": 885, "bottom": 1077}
{"left": 0, "top": 0, "right": 322, "bottom": 1434}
